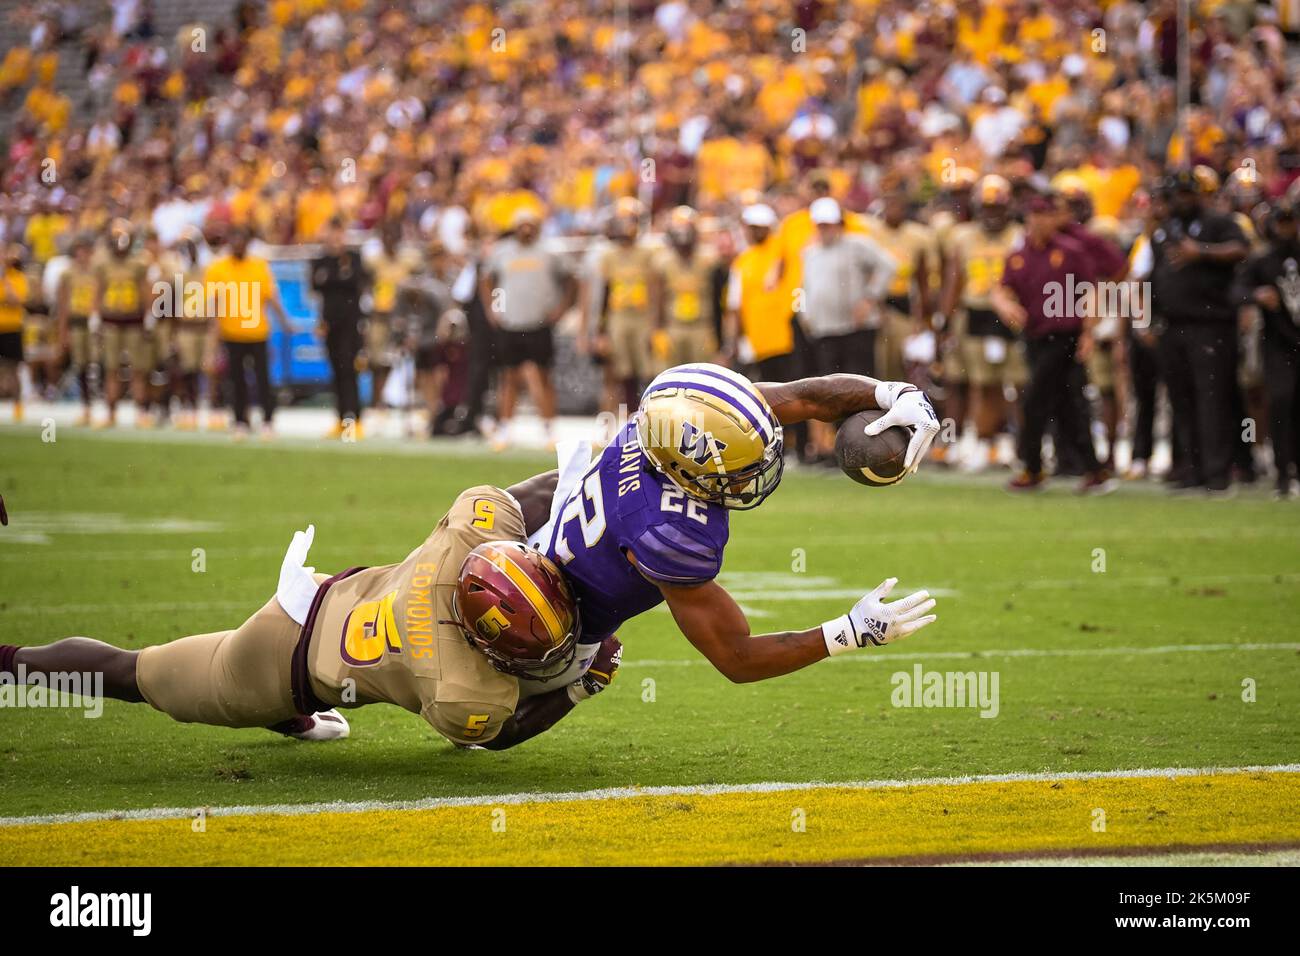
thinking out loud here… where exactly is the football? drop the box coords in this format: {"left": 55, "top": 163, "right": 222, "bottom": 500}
{"left": 835, "top": 410, "right": 911, "bottom": 487}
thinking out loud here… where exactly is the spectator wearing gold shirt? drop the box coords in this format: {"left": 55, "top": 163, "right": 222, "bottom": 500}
{"left": 0, "top": 245, "right": 29, "bottom": 423}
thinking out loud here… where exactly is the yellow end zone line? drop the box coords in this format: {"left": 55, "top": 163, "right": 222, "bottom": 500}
{"left": 1, "top": 768, "right": 1298, "bottom": 866}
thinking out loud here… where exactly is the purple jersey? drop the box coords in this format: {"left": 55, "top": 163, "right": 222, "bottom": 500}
{"left": 539, "top": 421, "right": 730, "bottom": 641}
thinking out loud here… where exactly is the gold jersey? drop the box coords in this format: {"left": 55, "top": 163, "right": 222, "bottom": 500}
{"left": 655, "top": 247, "right": 716, "bottom": 325}
{"left": 366, "top": 247, "right": 421, "bottom": 315}
{"left": 59, "top": 269, "right": 98, "bottom": 320}
{"left": 307, "top": 486, "right": 525, "bottom": 745}
{"left": 95, "top": 254, "right": 149, "bottom": 322}
{"left": 946, "top": 222, "right": 1022, "bottom": 310}
{"left": 869, "top": 217, "right": 934, "bottom": 302}
{"left": 600, "top": 243, "right": 657, "bottom": 324}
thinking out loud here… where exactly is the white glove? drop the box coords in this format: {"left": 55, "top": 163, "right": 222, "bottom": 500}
{"left": 275, "top": 525, "right": 320, "bottom": 626}
{"left": 822, "top": 578, "right": 937, "bottom": 656}
{"left": 868, "top": 381, "right": 942, "bottom": 472}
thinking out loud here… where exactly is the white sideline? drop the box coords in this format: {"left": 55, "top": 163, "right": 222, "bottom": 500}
{"left": 2, "top": 763, "right": 1297, "bottom": 829}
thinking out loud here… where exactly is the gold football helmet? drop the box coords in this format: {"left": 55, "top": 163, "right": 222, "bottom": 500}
{"left": 635, "top": 363, "right": 784, "bottom": 510}
{"left": 975, "top": 174, "right": 1011, "bottom": 207}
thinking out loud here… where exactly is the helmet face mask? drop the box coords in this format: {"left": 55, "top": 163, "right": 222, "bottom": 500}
{"left": 667, "top": 425, "right": 784, "bottom": 510}
{"left": 449, "top": 542, "right": 581, "bottom": 683}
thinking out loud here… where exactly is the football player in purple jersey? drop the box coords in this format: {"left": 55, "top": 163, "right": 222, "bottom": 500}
{"left": 498, "top": 363, "right": 942, "bottom": 730}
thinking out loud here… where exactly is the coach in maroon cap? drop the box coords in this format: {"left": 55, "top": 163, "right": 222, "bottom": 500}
{"left": 992, "top": 192, "right": 1116, "bottom": 494}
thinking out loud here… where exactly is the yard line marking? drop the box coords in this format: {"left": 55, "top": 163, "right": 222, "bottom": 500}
{"left": 9, "top": 569, "right": 1294, "bottom": 613}
{"left": 722, "top": 588, "right": 963, "bottom": 601}
{"left": 2, "top": 763, "right": 1296, "bottom": 829}
{"left": 623, "top": 641, "right": 1300, "bottom": 668}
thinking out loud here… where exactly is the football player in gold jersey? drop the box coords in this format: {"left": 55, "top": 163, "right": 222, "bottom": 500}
{"left": 654, "top": 206, "right": 719, "bottom": 370}
{"left": 94, "top": 221, "right": 154, "bottom": 428}
{"left": 55, "top": 234, "right": 99, "bottom": 425}
{"left": 0, "top": 486, "right": 620, "bottom": 750}
{"left": 941, "top": 176, "right": 1025, "bottom": 471}
{"left": 363, "top": 222, "right": 422, "bottom": 411}
{"left": 870, "top": 187, "right": 934, "bottom": 383}
{"left": 594, "top": 202, "right": 659, "bottom": 408}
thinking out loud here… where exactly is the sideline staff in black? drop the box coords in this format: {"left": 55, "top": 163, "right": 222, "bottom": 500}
{"left": 1149, "top": 171, "right": 1249, "bottom": 494}
{"left": 311, "top": 219, "right": 370, "bottom": 437}
{"left": 1235, "top": 198, "right": 1300, "bottom": 499}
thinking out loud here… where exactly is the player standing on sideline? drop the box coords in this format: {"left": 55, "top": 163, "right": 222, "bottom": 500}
{"left": 363, "top": 221, "right": 420, "bottom": 414}
{"left": 654, "top": 206, "right": 718, "bottom": 369}
{"left": 0, "top": 244, "right": 28, "bottom": 422}
{"left": 0, "top": 488, "right": 621, "bottom": 751}
{"left": 928, "top": 167, "right": 978, "bottom": 467}
{"left": 590, "top": 199, "right": 658, "bottom": 413}
{"left": 142, "top": 229, "right": 179, "bottom": 427}
{"left": 94, "top": 221, "right": 153, "bottom": 428}
{"left": 204, "top": 227, "right": 289, "bottom": 441}
{"left": 869, "top": 180, "right": 934, "bottom": 383}
{"left": 1123, "top": 188, "right": 1165, "bottom": 482}
{"left": 54, "top": 234, "right": 99, "bottom": 426}
{"left": 168, "top": 229, "right": 213, "bottom": 430}
{"left": 941, "top": 175, "right": 1024, "bottom": 472}
{"left": 515, "top": 364, "right": 941, "bottom": 686}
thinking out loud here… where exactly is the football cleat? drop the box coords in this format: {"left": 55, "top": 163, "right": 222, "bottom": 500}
{"left": 272, "top": 709, "right": 350, "bottom": 741}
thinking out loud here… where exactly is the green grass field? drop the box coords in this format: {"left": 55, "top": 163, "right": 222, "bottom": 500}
{"left": 2, "top": 424, "right": 1299, "bottom": 832}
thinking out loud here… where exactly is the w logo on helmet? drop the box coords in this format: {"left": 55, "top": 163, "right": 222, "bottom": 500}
{"left": 679, "top": 421, "right": 728, "bottom": 466}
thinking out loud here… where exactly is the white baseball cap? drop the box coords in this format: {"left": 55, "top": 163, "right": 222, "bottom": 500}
{"left": 741, "top": 203, "right": 777, "bottom": 227}
{"left": 809, "top": 196, "right": 842, "bottom": 225}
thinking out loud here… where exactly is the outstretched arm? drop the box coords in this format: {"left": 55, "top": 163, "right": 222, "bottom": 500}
{"left": 660, "top": 578, "right": 826, "bottom": 683}
{"left": 754, "top": 374, "right": 883, "bottom": 425}
{"left": 756, "top": 375, "right": 943, "bottom": 472}
{"left": 653, "top": 563, "right": 936, "bottom": 685}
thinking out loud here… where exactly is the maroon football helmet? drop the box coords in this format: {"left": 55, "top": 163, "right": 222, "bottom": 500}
{"left": 450, "top": 541, "right": 580, "bottom": 681}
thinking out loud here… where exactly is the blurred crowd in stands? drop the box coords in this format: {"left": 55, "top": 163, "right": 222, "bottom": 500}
{"left": 1, "top": 0, "right": 1299, "bottom": 496}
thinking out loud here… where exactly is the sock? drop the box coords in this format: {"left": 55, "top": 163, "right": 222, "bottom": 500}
{"left": 0, "top": 644, "right": 19, "bottom": 677}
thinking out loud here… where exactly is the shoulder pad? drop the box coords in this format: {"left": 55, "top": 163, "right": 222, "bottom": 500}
{"left": 627, "top": 518, "right": 722, "bottom": 585}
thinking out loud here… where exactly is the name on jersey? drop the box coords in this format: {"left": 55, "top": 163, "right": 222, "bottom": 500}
{"left": 404, "top": 563, "right": 437, "bottom": 659}
{"left": 617, "top": 435, "right": 643, "bottom": 497}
